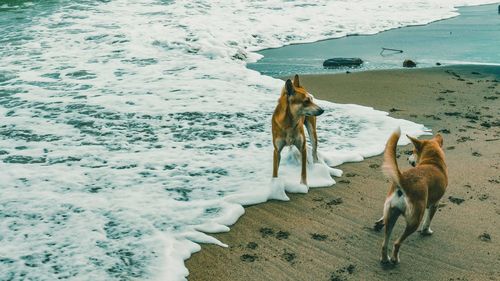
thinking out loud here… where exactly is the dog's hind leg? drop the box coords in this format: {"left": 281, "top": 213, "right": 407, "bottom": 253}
{"left": 421, "top": 203, "right": 438, "bottom": 236}
{"left": 391, "top": 221, "right": 419, "bottom": 264}
{"left": 381, "top": 205, "right": 400, "bottom": 264}
{"left": 391, "top": 209, "right": 423, "bottom": 264}
{"left": 304, "top": 116, "right": 319, "bottom": 163}
{"left": 377, "top": 184, "right": 399, "bottom": 232}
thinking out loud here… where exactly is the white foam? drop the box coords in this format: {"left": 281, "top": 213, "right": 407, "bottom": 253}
{"left": 0, "top": 0, "right": 494, "bottom": 280}
{"left": 269, "top": 178, "right": 291, "bottom": 201}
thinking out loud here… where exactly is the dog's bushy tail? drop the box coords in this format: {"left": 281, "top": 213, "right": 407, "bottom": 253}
{"left": 382, "top": 127, "right": 402, "bottom": 187}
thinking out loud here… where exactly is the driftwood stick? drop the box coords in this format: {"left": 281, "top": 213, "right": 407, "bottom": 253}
{"left": 380, "top": 47, "right": 403, "bottom": 55}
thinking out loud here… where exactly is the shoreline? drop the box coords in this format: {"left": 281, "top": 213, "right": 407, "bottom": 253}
{"left": 186, "top": 65, "right": 500, "bottom": 281}
{"left": 248, "top": 3, "right": 500, "bottom": 77}
{"left": 254, "top": 1, "right": 498, "bottom": 53}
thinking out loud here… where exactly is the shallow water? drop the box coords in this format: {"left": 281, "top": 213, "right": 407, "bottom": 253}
{"left": 248, "top": 3, "right": 500, "bottom": 77}
{"left": 0, "top": 1, "right": 496, "bottom": 280}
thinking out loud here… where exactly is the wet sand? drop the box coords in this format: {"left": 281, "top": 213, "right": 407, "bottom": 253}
{"left": 186, "top": 66, "right": 500, "bottom": 281}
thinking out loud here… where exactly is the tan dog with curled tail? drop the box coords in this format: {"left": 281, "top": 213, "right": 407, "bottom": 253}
{"left": 375, "top": 128, "right": 448, "bottom": 265}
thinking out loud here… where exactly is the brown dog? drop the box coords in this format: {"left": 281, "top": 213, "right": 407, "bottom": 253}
{"left": 271, "top": 74, "right": 324, "bottom": 186}
{"left": 375, "top": 128, "right": 448, "bottom": 265}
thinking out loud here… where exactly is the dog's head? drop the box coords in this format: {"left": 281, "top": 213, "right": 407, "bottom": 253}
{"left": 283, "top": 74, "right": 324, "bottom": 117}
{"left": 407, "top": 134, "right": 444, "bottom": 167}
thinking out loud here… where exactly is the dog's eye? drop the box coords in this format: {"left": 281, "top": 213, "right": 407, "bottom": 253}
{"left": 303, "top": 99, "right": 311, "bottom": 105}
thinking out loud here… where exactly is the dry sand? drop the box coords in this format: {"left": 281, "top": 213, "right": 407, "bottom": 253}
{"left": 186, "top": 66, "right": 500, "bottom": 281}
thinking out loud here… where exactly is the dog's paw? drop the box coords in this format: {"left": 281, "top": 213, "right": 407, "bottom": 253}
{"left": 420, "top": 228, "right": 434, "bottom": 236}
{"left": 390, "top": 255, "right": 400, "bottom": 265}
{"left": 380, "top": 256, "right": 391, "bottom": 264}
{"left": 380, "top": 256, "right": 395, "bottom": 269}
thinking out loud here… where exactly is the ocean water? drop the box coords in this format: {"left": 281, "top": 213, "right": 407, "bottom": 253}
{"left": 0, "top": 1, "right": 495, "bottom": 280}
{"left": 248, "top": 3, "right": 500, "bottom": 77}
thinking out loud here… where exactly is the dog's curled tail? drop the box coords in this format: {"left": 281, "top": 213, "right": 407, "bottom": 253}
{"left": 382, "top": 127, "right": 402, "bottom": 187}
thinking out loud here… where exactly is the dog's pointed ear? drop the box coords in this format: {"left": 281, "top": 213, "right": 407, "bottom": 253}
{"left": 285, "top": 79, "right": 295, "bottom": 96}
{"left": 406, "top": 134, "right": 422, "bottom": 151}
{"left": 434, "top": 133, "right": 444, "bottom": 147}
{"left": 293, "top": 74, "right": 300, "bottom": 87}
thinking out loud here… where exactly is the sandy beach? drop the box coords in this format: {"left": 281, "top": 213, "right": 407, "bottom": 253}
{"left": 186, "top": 66, "right": 500, "bottom": 281}
{"left": 3, "top": 1, "right": 500, "bottom": 280}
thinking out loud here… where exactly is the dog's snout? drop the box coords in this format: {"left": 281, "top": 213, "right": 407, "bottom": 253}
{"left": 304, "top": 106, "right": 324, "bottom": 116}
{"left": 408, "top": 154, "right": 416, "bottom": 167}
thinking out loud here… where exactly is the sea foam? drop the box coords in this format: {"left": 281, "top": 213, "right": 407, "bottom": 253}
{"left": 0, "top": 0, "right": 496, "bottom": 280}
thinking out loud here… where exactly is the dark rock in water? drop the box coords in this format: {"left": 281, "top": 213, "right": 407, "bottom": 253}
{"left": 403, "top": 59, "right": 417, "bottom": 68}
{"left": 323, "top": 58, "right": 363, "bottom": 68}
{"left": 436, "top": 62, "right": 441, "bottom": 66}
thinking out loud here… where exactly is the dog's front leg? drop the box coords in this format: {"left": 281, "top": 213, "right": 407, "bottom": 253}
{"left": 273, "top": 140, "right": 285, "bottom": 178}
{"left": 295, "top": 138, "right": 307, "bottom": 185}
{"left": 272, "top": 149, "right": 279, "bottom": 178}
{"left": 301, "top": 143, "right": 307, "bottom": 185}
{"left": 421, "top": 203, "right": 438, "bottom": 235}
{"left": 305, "top": 117, "right": 319, "bottom": 163}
